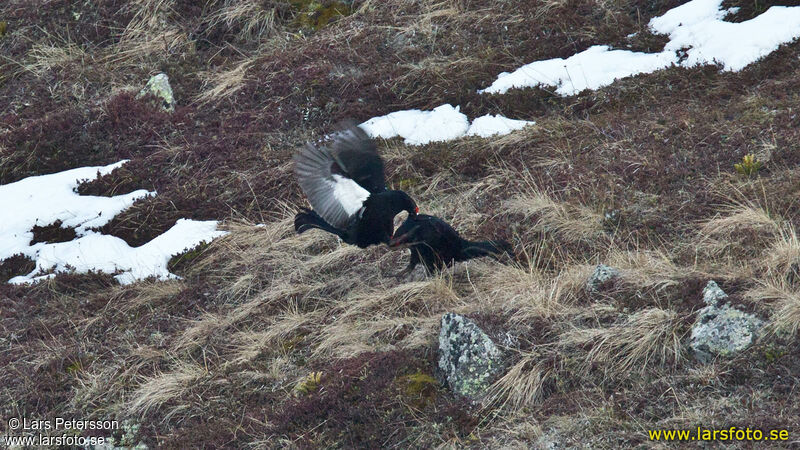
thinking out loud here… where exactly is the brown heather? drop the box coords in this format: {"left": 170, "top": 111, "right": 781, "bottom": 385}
{"left": 2, "top": 0, "right": 800, "bottom": 447}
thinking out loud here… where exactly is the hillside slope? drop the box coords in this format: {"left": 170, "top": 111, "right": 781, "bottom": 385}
{"left": 2, "top": 0, "right": 800, "bottom": 447}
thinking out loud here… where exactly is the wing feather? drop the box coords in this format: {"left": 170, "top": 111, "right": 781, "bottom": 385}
{"left": 328, "top": 126, "right": 386, "bottom": 193}
{"left": 294, "top": 141, "right": 370, "bottom": 229}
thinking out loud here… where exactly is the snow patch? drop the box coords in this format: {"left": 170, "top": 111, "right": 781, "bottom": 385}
{"left": 480, "top": 0, "right": 800, "bottom": 95}
{"left": 359, "top": 105, "right": 533, "bottom": 145}
{"left": 359, "top": 104, "right": 470, "bottom": 145}
{"left": 466, "top": 114, "right": 535, "bottom": 137}
{"left": 481, "top": 46, "right": 675, "bottom": 96}
{"left": 0, "top": 161, "right": 227, "bottom": 285}
{"left": 653, "top": 2, "right": 800, "bottom": 72}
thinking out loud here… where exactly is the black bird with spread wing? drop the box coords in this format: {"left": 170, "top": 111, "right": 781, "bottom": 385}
{"left": 294, "top": 125, "right": 418, "bottom": 248}
{"left": 389, "top": 214, "right": 513, "bottom": 276}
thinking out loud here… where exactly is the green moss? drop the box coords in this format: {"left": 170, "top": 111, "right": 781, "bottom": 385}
{"left": 764, "top": 345, "right": 787, "bottom": 363}
{"left": 398, "top": 178, "right": 419, "bottom": 191}
{"left": 397, "top": 371, "right": 438, "bottom": 407}
{"left": 281, "top": 335, "right": 305, "bottom": 352}
{"left": 0, "top": 21, "right": 7, "bottom": 37}
{"left": 291, "top": 1, "right": 352, "bottom": 31}
{"left": 295, "top": 371, "right": 323, "bottom": 396}
{"left": 65, "top": 360, "right": 84, "bottom": 374}
{"left": 65, "top": 354, "right": 94, "bottom": 374}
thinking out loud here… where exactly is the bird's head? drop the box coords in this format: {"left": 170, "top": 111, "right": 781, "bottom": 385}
{"left": 389, "top": 223, "right": 421, "bottom": 249}
{"left": 387, "top": 190, "right": 418, "bottom": 217}
{"left": 389, "top": 214, "right": 428, "bottom": 249}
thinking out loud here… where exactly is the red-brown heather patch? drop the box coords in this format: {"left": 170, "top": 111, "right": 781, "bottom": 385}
{"left": 0, "top": 92, "right": 179, "bottom": 184}
{"left": 607, "top": 275, "right": 710, "bottom": 314}
{"left": 3, "top": 0, "right": 800, "bottom": 446}
{"left": 0, "top": 254, "right": 35, "bottom": 283}
{"left": 271, "top": 349, "right": 479, "bottom": 447}
{"left": 30, "top": 220, "right": 77, "bottom": 245}
{"left": 722, "top": 0, "right": 800, "bottom": 22}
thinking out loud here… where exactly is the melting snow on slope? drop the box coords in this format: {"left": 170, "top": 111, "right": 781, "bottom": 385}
{"left": 652, "top": 0, "right": 800, "bottom": 71}
{"left": 479, "top": 46, "right": 675, "bottom": 96}
{"left": 359, "top": 105, "right": 471, "bottom": 145}
{"left": 0, "top": 161, "right": 227, "bottom": 285}
{"left": 359, "top": 105, "right": 534, "bottom": 145}
{"left": 480, "top": 0, "right": 800, "bottom": 95}
{"left": 466, "top": 114, "right": 536, "bottom": 137}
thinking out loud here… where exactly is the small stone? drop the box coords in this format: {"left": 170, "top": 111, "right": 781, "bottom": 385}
{"left": 689, "top": 281, "right": 764, "bottom": 363}
{"left": 137, "top": 73, "right": 175, "bottom": 112}
{"left": 702, "top": 280, "right": 728, "bottom": 306}
{"left": 438, "top": 313, "right": 502, "bottom": 400}
{"left": 586, "top": 264, "right": 620, "bottom": 292}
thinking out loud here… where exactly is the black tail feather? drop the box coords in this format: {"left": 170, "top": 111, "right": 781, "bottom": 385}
{"left": 459, "top": 239, "right": 513, "bottom": 262}
{"left": 294, "top": 209, "right": 346, "bottom": 239}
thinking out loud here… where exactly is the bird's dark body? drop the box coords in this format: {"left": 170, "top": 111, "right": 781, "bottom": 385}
{"left": 295, "top": 190, "right": 416, "bottom": 248}
{"left": 293, "top": 124, "right": 417, "bottom": 248}
{"left": 390, "top": 214, "right": 512, "bottom": 274}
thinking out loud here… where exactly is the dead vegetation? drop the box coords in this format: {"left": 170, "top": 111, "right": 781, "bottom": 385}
{"left": 2, "top": 0, "right": 800, "bottom": 447}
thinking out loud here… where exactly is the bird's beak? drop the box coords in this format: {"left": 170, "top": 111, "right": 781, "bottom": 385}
{"left": 389, "top": 233, "right": 409, "bottom": 248}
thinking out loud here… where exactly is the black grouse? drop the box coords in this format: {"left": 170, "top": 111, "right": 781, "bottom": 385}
{"left": 389, "top": 214, "right": 513, "bottom": 276}
{"left": 294, "top": 124, "right": 418, "bottom": 248}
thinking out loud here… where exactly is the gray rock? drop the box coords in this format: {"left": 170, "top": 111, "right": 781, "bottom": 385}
{"left": 586, "top": 264, "right": 620, "bottom": 292}
{"left": 438, "top": 313, "right": 502, "bottom": 399}
{"left": 90, "top": 420, "right": 148, "bottom": 450}
{"left": 702, "top": 280, "right": 728, "bottom": 306}
{"left": 689, "top": 281, "right": 764, "bottom": 363}
{"left": 136, "top": 73, "right": 175, "bottom": 112}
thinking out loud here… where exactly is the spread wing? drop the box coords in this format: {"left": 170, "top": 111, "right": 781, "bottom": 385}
{"left": 328, "top": 125, "right": 386, "bottom": 194}
{"left": 294, "top": 137, "right": 372, "bottom": 229}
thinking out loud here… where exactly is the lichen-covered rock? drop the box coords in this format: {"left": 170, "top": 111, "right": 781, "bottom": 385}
{"left": 702, "top": 280, "right": 728, "bottom": 306}
{"left": 586, "top": 264, "right": 620, "bottom": 292}
{"left": 689, "top": 281, "right": 764, "bottom": 363}
{"left": 438, "top": 313, "right": 502, "bottom": 399}
{"left": 136, "top": 73, "right": 175, "bottom": 112}
{"left": 90, "top": 420, "right": 148, "bottom": 450}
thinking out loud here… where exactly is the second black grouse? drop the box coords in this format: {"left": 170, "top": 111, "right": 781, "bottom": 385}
{"left": 389, "top": 214, "right": 513, "bottom": 276}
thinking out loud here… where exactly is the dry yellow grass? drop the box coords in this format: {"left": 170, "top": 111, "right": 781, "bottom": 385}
{"left": 477, "top": 260, "right": 577, "bottom": 322}
{"left": 127, "top": 362, "right": 207, "bottom": 418}
{"left": 4, "top": 0, "right": 800, "bottom": 446}
{"left": 697, "top": 200, "right": 781, "bottom": 261}
{"left": 196, "top": 59, "right": 254, "bottom": 104}
{"left": 106, "top": 0, "right": 191, "bottom": 63}
{"left": 23, "top": 42, "right": 90, "bottom": 76}
{"left": 559, "top": 307, "right": 686, "bottom": 374}
{"left": 765, "top": 224, "right": 800, "bottom": 276}
{"left": 699, "top": 204, "right": 778, "bottom": 239}
{"left": 606, "top": 248, "right": 685, "bottom": 290}
{"left": 205, "top": 0, "right": 280, "bottom": 40}
{"left": 486, "top": 352, "right": 554, "bottom": 413}
{"left": 504, "top": 173, "right": 603, "bottom": 244}
{"left": 746, "top": 275, "right": 800, "bottom": 336}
